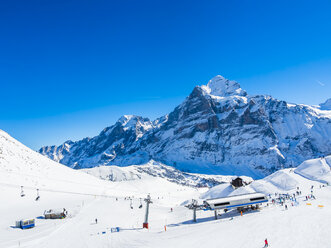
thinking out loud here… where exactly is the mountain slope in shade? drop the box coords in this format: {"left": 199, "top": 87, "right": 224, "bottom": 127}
{"left": 39, "top": 75, "right": 331, "bottom": 178}
{"left": 39, "top": 115, "right": 154, "bottom": 168}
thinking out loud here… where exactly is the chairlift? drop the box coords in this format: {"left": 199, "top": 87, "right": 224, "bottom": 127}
{"left": 20, "top": 186, "right": 25, "bottom": 197}
{"left": 35, "top": 189, "right": 40, "bottom": 201}
{"left": 139, "top": 198, "right": 143, "bottom": 208}
{"left": 130, "top": 199, "right": 133, "bottom": 209}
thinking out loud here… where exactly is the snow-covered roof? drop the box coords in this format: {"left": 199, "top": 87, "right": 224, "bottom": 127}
{"left": 45, "top": 209, "right": 65, "bottom": 215}
{"left": 205, "top": 192, "right": 266, "bottom": 205}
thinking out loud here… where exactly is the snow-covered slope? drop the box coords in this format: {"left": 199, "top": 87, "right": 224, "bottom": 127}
{"left": 81, "top": 165, "right": 142, "bottom": 182}
{"left": 2, "top": 131, "right": 331, "bottom": 248}
{"left": 0, "top": 130, "right": 205, "bottom": 248}
{"left": 0, "top": 129, "right": 107, "bottom": 194}
{"left": 39, "top": 75, "right": 331, "bottom": 178}
{"left": 81, "top": 160, "right": 252, "bottom": 188}
{"left": 295, "top": 156, "right": 331, "bottom": 184}
{"left": 202, "top": 155, "right": 331, "bottom": 199}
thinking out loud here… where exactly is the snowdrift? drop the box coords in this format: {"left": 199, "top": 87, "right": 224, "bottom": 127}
{"left": 295, "top": 156, "right": 331, "bottom": 184}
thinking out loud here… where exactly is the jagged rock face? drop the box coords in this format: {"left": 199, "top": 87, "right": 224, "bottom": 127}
{"left": 39, "top": 115, "right": 154, "bottom": 168}
{"left": 39, "top": 76, "right": 331, "bottom": 178}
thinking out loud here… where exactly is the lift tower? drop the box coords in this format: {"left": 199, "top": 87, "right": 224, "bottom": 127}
{"left": 186, "top": 199, "right": 203, "bottom": 222}
{"left": 143, "top": 194, "right": 152, "bottom": 229}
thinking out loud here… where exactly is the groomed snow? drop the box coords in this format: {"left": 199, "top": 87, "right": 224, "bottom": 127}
{"left": 1, "top": 130, "right": 331, "bottom": 248}
{"left": 295, "top": 156, "right": 331, "bottom": 184}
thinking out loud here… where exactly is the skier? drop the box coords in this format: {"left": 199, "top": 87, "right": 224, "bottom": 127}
{"left": 264, "top": 238, "right": 269, "bottom": 247}
{"left": 95, "top": 218, "right": 98, "bottom": 224}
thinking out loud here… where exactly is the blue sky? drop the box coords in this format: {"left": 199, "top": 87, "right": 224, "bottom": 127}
{"left": 1, "top": 0, "right": 331, "bottom": 150}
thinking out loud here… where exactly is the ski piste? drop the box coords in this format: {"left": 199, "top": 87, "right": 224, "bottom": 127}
{"left": 1, "top": 129, "right": 331, "bottom": 247}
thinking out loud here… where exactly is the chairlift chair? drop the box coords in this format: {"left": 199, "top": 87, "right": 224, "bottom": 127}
{"left": 35, "top": 189, "right": 40, "bottom": 201}
{"left": 20, "top": 186, "right": 25, "bottom": 197}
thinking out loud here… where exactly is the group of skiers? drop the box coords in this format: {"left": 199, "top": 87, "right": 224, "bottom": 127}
{"left": 269, "top": 184, "right": 324, "bottom": 212}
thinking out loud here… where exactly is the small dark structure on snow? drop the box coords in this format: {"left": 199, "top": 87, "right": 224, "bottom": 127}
{"left": 44, "top": 209, "right": 67, "bottom": 219}
{"left": 231, "top": 177, "right": 244, "bottom": 188}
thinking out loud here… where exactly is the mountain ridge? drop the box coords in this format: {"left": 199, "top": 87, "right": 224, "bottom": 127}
{"left": 39, "top": 75, "right": 331, "bottom": 178}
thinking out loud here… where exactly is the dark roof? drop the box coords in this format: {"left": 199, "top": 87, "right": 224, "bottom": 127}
{"left": 232, "top": 177, "right": 243, "bottom": 181}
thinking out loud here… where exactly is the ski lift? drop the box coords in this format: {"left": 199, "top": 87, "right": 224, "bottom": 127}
{"left": 20, "top": 186, "right": 25, "bottom": 197}
{"left": 139, "top": 198, "right": 143, "bottom": 209}
{"left": 130, "top": 199, "right": 133, "bottom": 209}
{"left": 35, "top": 189, "right": 40, "bottom": 201}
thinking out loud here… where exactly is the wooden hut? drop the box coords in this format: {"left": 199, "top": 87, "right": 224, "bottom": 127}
{"left": 44, "top": 209, "right": 67, "bottom": 219}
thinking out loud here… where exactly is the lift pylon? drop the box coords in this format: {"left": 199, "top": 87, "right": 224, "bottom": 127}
{"left": 185, "top": 199, "right": 203, "bottom": 222}
{"left": 143, "top": 194, "right": 152, "bottom": 229}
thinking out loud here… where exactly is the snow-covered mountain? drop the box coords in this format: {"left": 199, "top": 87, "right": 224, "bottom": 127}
{"left": 39, "top": 115, "right": 154, "bottom": 168}
{"left": 39, "top": 75, "right": 331, "bottom": 178}
{"left": 81, "top": 160, "right": 253, "bottom": 188}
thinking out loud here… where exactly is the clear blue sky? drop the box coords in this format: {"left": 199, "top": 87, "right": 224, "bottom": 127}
{"left": 1, "top": 0, "right": 331, "bottom": 150}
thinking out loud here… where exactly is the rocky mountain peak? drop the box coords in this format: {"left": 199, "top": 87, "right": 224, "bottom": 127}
{"left": 118, "top": 115, "right": 137, "bottom": 125}
{"left": 117, "top": 115, "right": 151, "bottom": 126}
{"left": 201, "top": 75, "right": 247, "bottom": 97}
{"left": 38, "top": 75, "right": 331, "bottom": 177}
